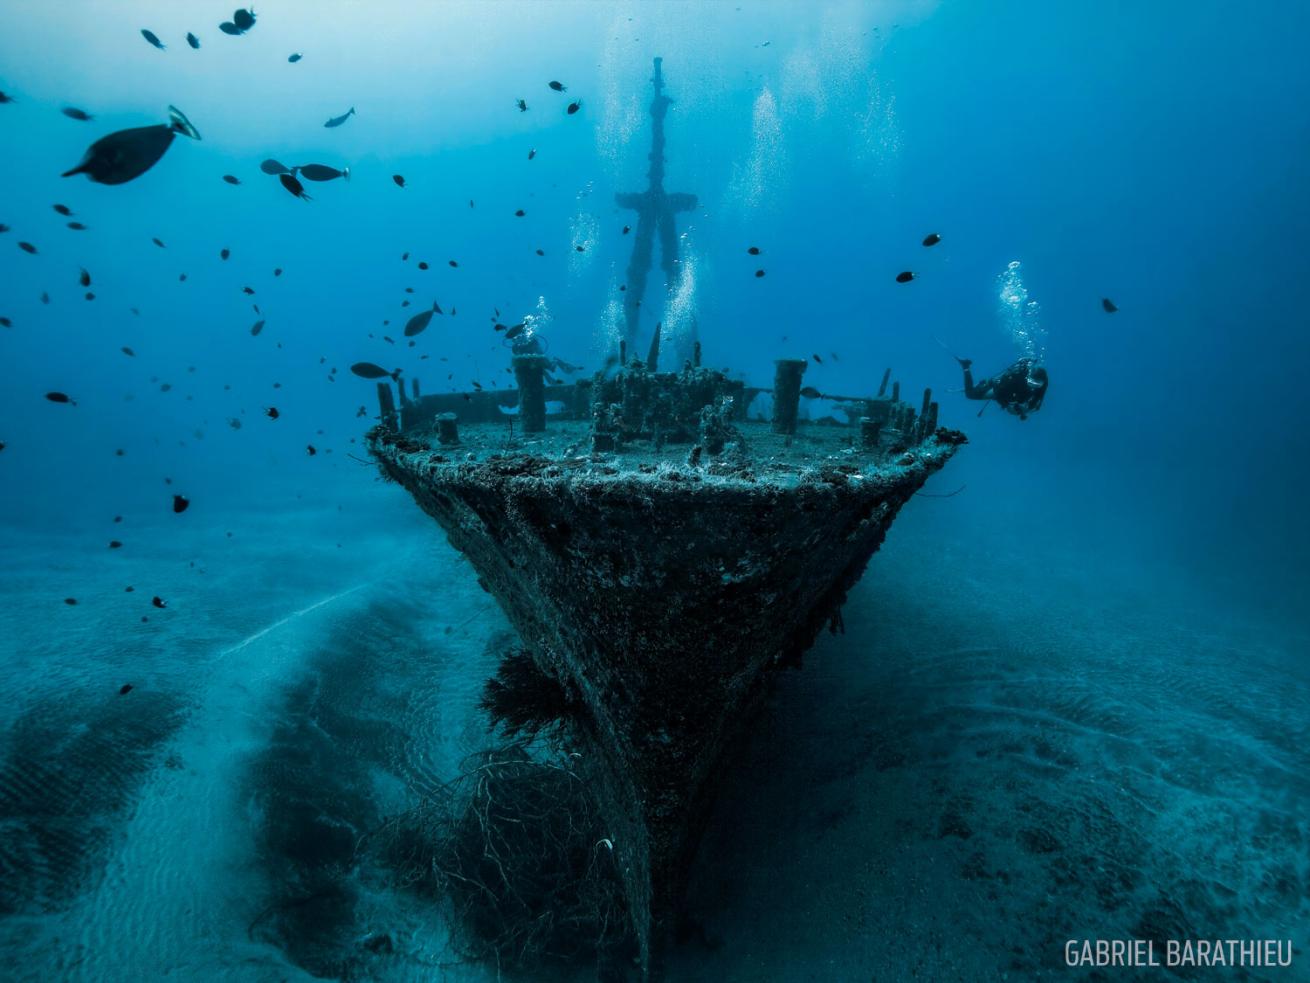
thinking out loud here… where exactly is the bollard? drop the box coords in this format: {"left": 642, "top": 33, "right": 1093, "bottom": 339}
{"left": 771, "top": 359, "right": 808, "bottom": 434}
{"left": 412, "top": 377, "right": 421, "bottom": 400}
{"left": 878, "top": 367, "right": 892, "bottom": 397}
{"left": 925, "top": 400, "right": 939, "bottom": 438}
{"left": 921, "top": 388, "right": 932, "bottom": 417}
{"left": 512, "top": 354, "right": 547, "bottom": 433}
{"left": 859, "top": 416, "right": 881, "bottom": 451}
{"left": 891, "top": 380, "right": 900, "bottom": 403}
{"left": 436, "top": 412, "right": 459, "bottom": 445}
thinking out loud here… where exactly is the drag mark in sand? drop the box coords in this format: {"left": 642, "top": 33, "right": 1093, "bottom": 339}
{"left": 219, "top": 583, "right": 371, "bottom": 659}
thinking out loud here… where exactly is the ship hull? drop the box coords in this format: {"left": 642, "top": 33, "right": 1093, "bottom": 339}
{"left": 370, "top": 423, "right": 961, "bottom": 977}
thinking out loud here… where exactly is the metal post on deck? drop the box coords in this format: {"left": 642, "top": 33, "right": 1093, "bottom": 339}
{"left": 771, "top": 358, "right": 808, "bottom": 435}
{"left": 376, "top": 382, "right": 397, "bottom": 429}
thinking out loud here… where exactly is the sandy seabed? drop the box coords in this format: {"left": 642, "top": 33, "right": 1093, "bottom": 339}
{"left": 1, "top": 471, "right": 1305, "bottom": 982}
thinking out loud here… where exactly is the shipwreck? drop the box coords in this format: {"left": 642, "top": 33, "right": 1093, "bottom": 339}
{"left": 367, "top": 58, "right": 964, "bottom": 980}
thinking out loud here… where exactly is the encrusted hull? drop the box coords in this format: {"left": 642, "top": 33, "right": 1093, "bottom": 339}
{"left": 369, "top": 421, "right": 961, "bottom": 977}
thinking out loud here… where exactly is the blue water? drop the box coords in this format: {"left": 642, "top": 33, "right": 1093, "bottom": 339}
{"left": 2, "top": 2, "right": 1308, "bottom": 980}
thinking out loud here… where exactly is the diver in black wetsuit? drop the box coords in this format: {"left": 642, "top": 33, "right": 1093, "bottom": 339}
{"left": 958, "top": 356, "right": 1048, "bottom": 420}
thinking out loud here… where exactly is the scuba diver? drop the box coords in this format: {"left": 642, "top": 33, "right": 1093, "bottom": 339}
{"left": 506, "top": 324, "right": 583, "bottom": 380}
{"left": 956, "top": 355, "right": 1048, "bottom": 420}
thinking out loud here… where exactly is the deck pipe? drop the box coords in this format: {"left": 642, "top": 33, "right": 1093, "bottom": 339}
{"left": 512, "top": 354, "right": 548, "bottom": 433}
{"left": 771, "top": 358, "right": 808, "bottom": 434}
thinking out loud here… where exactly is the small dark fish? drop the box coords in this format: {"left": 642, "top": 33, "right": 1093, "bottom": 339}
{"left": 67, "top": 221, "right": 88, "bottom": 230}
{"left": 152, "top": 237, "right": 166, "bottom": 247}
{"left": 747, "top": 246, "right": 760, "bottom": 255}
{"left": 45, "top": 391, "right": 76, "bottom": 405}
{"left": 515, "top": 209, "right": 525, "bottom": 217}
{"left": 141, "top": 29, "right": 166, "bottom": 50}
{"left": 179, "top": 273, "right": 187, "bottom": 281}
{"left": 219, "top": 22, "right": 241, "bottom": 35}
{"left": 250, "top": 319, "right": 265, "bottom": 336}
{"left": 417, "top": 261, "right": 428, "bottom": 270}
{"left": 273, "top": 267, "right": 282, "bottom": 276}
{"left": 0, "top": 317, "right": 10, "bottom": 328}
{"left": 922, "top": 232, "right": 941, "bottom": 247}
{"left": 187, "top": 32, "right": 201, "bottom": 49}
{"left": 536, "top": 248, "right": 544, "bottom": 256}
{"left": 119, "top": 683, "right": 134, "bottom": 695}
{"left": 350, "top": 362, "right": 396, "bottom": 380}
{"left": 800, "top": 386, "right": 821, "bottom": 399}
{"left": 812, "top": 354, "right": 823, "bottom": 364}
{"left": 260, "top": 158, "right": 292, "bottom": 175}
{"left": 288, "top": 53, "right": 302, "bottom": 63}
{"left": 392, "top": 174, "right": 405, "bottom": 188}
{"left": 266, "top": 406, "right": 279, "bottom": 419}
{"left": 517, "top": 98, "right": 528, "bottom": 112}
{"left": 548, "top": 80, "right": 567, "bottom": 92}
{"left": 85, "top": 292, "right": 95, "bottom": 301}
{"left": 79, "top": 268, "right": 91, "bottom": 287}
{"left": 401, "top": 252, "right": 409, "bottom": 261}
{"left": 0, "top": 92, "right": 13, "bottom": 104}
{"left": 504, "top": 323, "right": 526, "bottom": 340}
{"left": 62, "top": 107, "right": 94, "bottom": 121}
{"left": 528, "top": 148, "right": 536, "bottom": 160}
{"left": 41, "top": 292, "right": 50, "bottom": 303}
{"left": 448, "top": 259, "right": 458, "bottom": 267}
{"left": 63, "top": 106, "right": 201, "bottom": 185}
{"left": 279, "top": 172, "right": 311, "bottom": 200}
{"left": 64, "top": 598, "right": 78, "bottom": 605}
{"left": 754, "top": 269, "right": 765, "bottom": 278}
{"left": 298, "top": 163, "right": 350, "bottom": 182}
{"left": 121, "top": 346, "right": 135, "bottom": 356}
{"left": 403, "top": 302, "right": 442, "bottom": 337}
{"left": 242, "top": 286, "right": 254, "bottom": 295}
{"left": 222, "top": 174, "right": 240, "bottom": 185}
{"left": 172, "top": 494, "right": 189, "bottom": 513}
{"left": 306, "top": 445, "right": 317, "bottom": 456}
{"left": 622, "top": 226, "right": 630, "bottom": 234}
{"left": 895, "top": 271, "right": 915, "bottom": 283}
{"left": 0, "top": 224, "right": 7, "bottom": 231}
{"left": 152, "top": 596, "right": 167, "bottom": 608}
{"left": 323, "top": 107, "right": 356, "bottom": 128}
{"left": 1101, "top": 297, "right": 1118, "bottom": 313}
{"left": 18, "top": 241, "right": 37, "bottom": 254}
{"left": 233, "top": 8, "right": 256, "bottom": 31}
{"left": 575, "top": 245, "right": 584, "bottom": 252}
{"left": 53, "top": 204, "right": 73, "bottom": 215}
{"left": 566, "top": 100, "right": 581, "bottom": 115}
{"left": 221, "top": 247, "right": 230, "bottom": 260}
{"left": 109, "top": 540, "right": 122, "bottom": 549}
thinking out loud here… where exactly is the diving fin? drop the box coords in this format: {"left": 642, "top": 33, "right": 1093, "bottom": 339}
{"left": 167, "top": 105, "right": 201, "bottom": 140}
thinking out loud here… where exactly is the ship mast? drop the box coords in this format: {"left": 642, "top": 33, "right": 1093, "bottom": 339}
{"left": 615, "top": 57, "right": 698, "bottom": 371}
